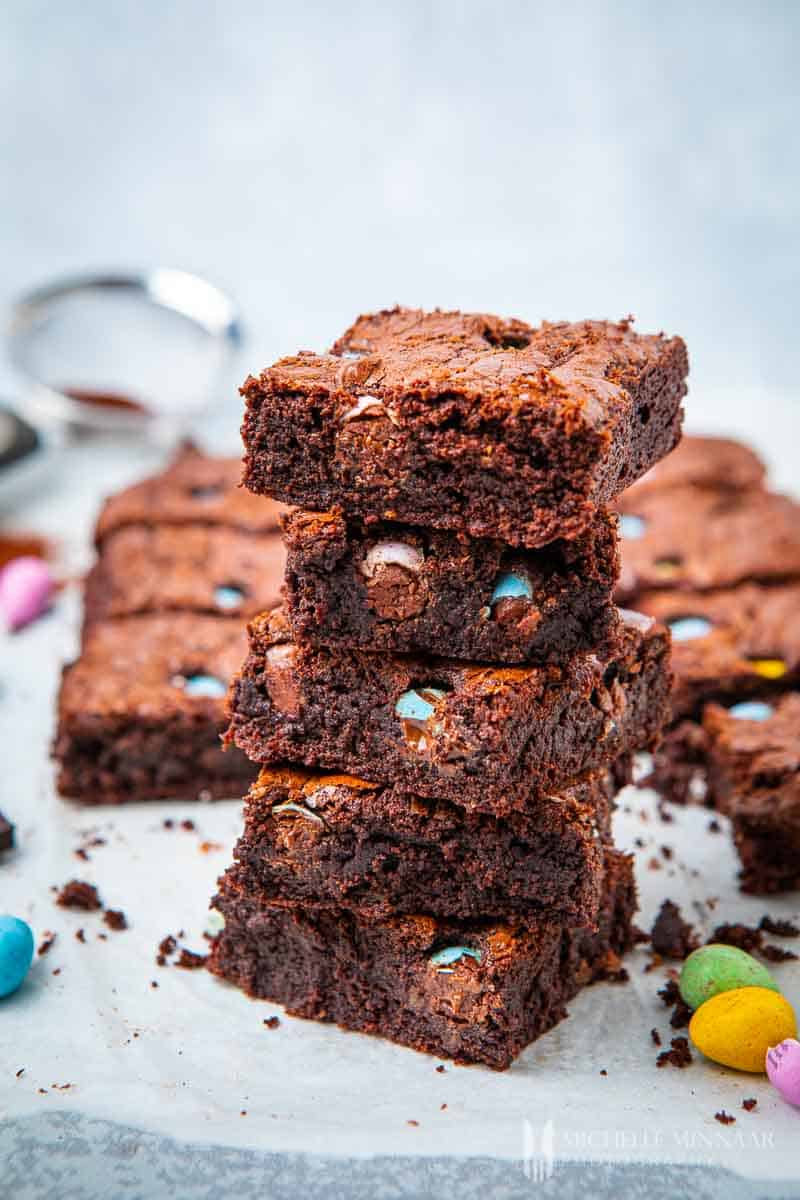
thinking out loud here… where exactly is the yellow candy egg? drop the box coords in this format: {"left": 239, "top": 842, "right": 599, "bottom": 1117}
{"left": 689, "top": 987, "right": 798, "bottom": 1073}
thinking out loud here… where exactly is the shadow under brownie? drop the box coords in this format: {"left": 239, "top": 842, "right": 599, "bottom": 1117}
{"left": 282, "top": 506, "right": 620, "bottom": 664}
{"left": 208, "top": 850, "right": 637, "bottom": 1070}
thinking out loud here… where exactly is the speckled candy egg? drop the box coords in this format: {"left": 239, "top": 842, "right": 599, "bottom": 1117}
{"left": 679, "top": 943, "right": 780, "bottom": 1011}
{"left": 689, "top": 987, "right": 797, "bottom": 1073}
{"left": 0, "top": 556, "right": 53, "bottom": 631}
{"left": 0, "top": 915, "right": 35, "bottom": 998}
{"left": 766, "top": 1038, "right": 800, "bottom": 1106}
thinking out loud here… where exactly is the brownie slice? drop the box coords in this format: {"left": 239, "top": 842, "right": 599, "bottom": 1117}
{"left": 54, "top": 614, "right": 254, "bottom": 803}
{"left": 242, "top": 308, "right": 687, "bottom": 548}
{"left": 621, "top": 434, "right": 766, "bottom": 502}
{"left": 616, "top": 486, "right": 800, "bottom": 602}
{"left": 633, "top": 583, "right": 800, "bottom": 719}
{"left": 95, "top": 443, "right": 286, "bottom": 544}
{"left": 705, "top": 694, "right": 800, "bottom": 893}
{"left": 228, "top": 764, "right": 622, "bottom": 926}
{"left": 282, "top": 507, "right": 621, "bottom": 664}
{"left": 227, "top": 607, "right": 671, "bottom": 814}
{"left": 84, "top": 523, "right": 285, "bottom": 627}
{"left": 208, "top": 850, "right": 637, "bottom": 1070}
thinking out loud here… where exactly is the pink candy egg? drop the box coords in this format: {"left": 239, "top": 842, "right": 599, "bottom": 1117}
{"left": 0, "top": 556, "right": 53, "bottom": 630}
{"left": 766, "top": 1038, "right": 800, "bottom": 1107}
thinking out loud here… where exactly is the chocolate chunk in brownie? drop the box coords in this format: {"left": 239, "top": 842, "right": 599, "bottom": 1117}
{"left": 54, "top": 613, "right": 254, "bottom": 804}
{"left": 621, "top": 435, "right": 766, "bottom": 502}
{"left": 616, "top": 486, "right": 800, "bottom": 602}
{"left": 282, "top": 506, "right": 621, "bottom": 664}
{"left": 84, "top": 523, "right": 285, "bottom": 626}
{"left": 242, "top": 308, "right": 687, "bottom": 548}
{"left": 95, "top": 444, "right": 286, "bottom": 544}
{"left": 227, "top": 607, "right": 671, "bottom": 815}
{"left": 207, "top": 850, "right": 637, "bottom": 1070}
{"left": 705, "top": 693, "right": 800, "bottom": 893}
{"left": 230, "top": 764, "right": 619, "bottom": 926}
{"left": 630, "top": 583, "right": 800, "bottom": 719}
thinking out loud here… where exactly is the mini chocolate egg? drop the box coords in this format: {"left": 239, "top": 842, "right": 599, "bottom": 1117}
{"left": 0, "top": 915, "right": 34, "bottom": 998}
{"left": 669, "top": 616, "right": 712, "bottom": 641}
{"left": 728, "top": 700, "right": 774, "bottom": 721}
{"left": 0, "top": 556, "right": 53, "bottom": 631}
{"left": 766, "top": 1038, "right": 800, "bottom": 1106}
{"left": 430, "top": 945, "right": 482, "bottom": 973}
{"left": 619, "top": 514, "right": 646, "bottom": 540}
{"left": 214, "top": 584, "right": 245, "bottom": 609}
{"left": 689, "top": 987, "right": 797, "bottom": 1073}
{"left": 180, "top": 674, "right": 228, "bottom": 699}
{"left": 490, "top": 572, "right": 532, "bottom": 605}
{"left": 679, "top": 943, "right": 780, "bottom": 1011}
{"left": 395, "top": 687, "right": 445, "bottom": 721}
{"left": 748, "top": 658, "right": 787, "bottom": 680}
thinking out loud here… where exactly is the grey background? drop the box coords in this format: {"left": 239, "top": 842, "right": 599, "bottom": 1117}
{"left": 1, "top": 1, "right": 799, "bottom": 464}
{"left": 2, "top": 5, "right": 799, "bottom": 1196}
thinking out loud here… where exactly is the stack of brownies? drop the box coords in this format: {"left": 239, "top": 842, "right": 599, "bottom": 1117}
{"left": 617, "top": 435, "right": 800, "bottom": 893}
{"left": 209, "top": 307, "right": 688, "bottom": 1068}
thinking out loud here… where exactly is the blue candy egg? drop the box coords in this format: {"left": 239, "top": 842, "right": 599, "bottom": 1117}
{"left": 395, "top": 687, "right": 446, "bottom": 721}
{"left": 0, "top": 915, "right": 34, "bottom": 998}
{"left": 729, "top": 700, "right": 774, "bottom": 721}
{"left": 181, "top": 674, "right": 228, "bottom": 699}
{"left": 430, "top": 945, "right": 482, "bottom": 972}
{"left": 669, "top": 616, "right": 712, "bottom": 641}
{"left": 490, "top": 572, "right": 532, "bottom": 605}
{"left": 214, "top": 585, "right": 245, "bottom": 609}
{"left": 619, "top": 514, "right": 646, "bottom": 540}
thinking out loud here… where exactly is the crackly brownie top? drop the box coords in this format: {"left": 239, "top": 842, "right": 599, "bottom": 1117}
{"left": 249, "top": 307, "right": 686, "bottom": 430}
{"left": 243, "top": 764, "right": 614, "bottom": 842}
{"left": 705, "top": 694, "right": 800, "bottom": 827}
{"left": 622, "top": 435, "right": 766, "bottom": 501}
{"left": 60, "top": 613, "right": 246, "bottom": 719}
{"left": 90, "top": 523, "right": 285, "bottom": 619}
{"left": 95, "top": 445, "right": 286, "bottom": 543}
{"left": 616, "top": 486, "right": 800, "bottom": 598}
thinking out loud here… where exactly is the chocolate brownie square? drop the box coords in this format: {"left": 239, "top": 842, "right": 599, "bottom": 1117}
{"left": 621, "top": 435, "right": 766, "bottom": 502}
{"left": 228, "top": 764, "right": 622, "bottom": 926}
{"left": 282, "top": 507, "right": 621, "bottom": 664}
{"left": 227, "top": 607, "right": 671, "bottom": 814}
{"left": 95, "top": 444, "right": 286, "bottom": 544}
{"left": 84, "top": 523, "right": 285, "bottom": 626}
{"left": 616, "top": 486, "right": 800, "bottom": 602}
{"left": 54, "top": 614, "right": 253, "bottom": 803}
{"left": 207, "top": 850, "right": 637, "bottom": 1069}
{"left": 705, "top": 693, "right": 800, "bottom": 893}
{"left": 241, "top": 308, "right": 687, "bottom": 548}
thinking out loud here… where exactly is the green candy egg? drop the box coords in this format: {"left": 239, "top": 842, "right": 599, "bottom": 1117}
{"left": 679, "top": 943, "right": 780, "bottom": 1011}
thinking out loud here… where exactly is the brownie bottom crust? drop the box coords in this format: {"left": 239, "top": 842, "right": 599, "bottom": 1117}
{"left": 208, "top": 852, "right": 637, "bottom": 1070}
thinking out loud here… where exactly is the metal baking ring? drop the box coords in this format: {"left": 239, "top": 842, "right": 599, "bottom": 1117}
{"left": 6, "top": 268, "right": 243, "bottom": 430}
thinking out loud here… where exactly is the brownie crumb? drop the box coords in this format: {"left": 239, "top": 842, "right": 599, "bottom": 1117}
{"left": 648, "top": 857, "right": 662, "bottom": 871}
{"left": 742, "top": 1098, "right": 757, "bottom": 1112}
{"left": 650, "top": 900, "right": 699, "bottom": 959}
{"left": 181, "top": 819, "right": 196, "bottom": 832}
{"left": 407, "top": 1120, "right": 419, "bottom": 1127}
{"left": 176, "top": 948, "right": 207, "bottom": 970}
{"left": 651, "top": 1028, "right": 662, "bottom": 1047}
{"left": 37, "top": 932, "right": 56, "bottom": 956}
{"left": 760, "top": 944, "right": 798, "bottom": 963}
{"left": 156, "top": 935, "right": 177, "bottom": 966}
{"left": 0, "top": 811, "right": 15, "bottom": 853}
{"left": 709, "top": 922, "right": 762, "bottom": 954}
{"left": 593, "top": 949, "right": 629, "bottom": 983}
{"left": 660, "top": 845, "right": 674, "bottom": 860}
{"left": 715, "top": 1111, "right": 735, "bottom": 1125}
{"left": 15, "top": 1068, "right": 24, "bottom": 1078}
{"left": 75, "top": 928, "right": 86, "bottom": 943}
{"left": 56, "top": 880, "right": 101, "bottom": 910}
{"left": 74, "top": 847, "right": 89, "bottom": 862}
{"left": 163, "top": 819, "right": 174, "bottom": 829}
{"left": 708, "top": 819, "right": 722, "bottom": 834}
{"left": 103, "top": 909, "right": 128, "bottom": 932}
{"left": 440, "top": 1103, "right": 447, "bottom": 1111}
{"left": 435, "top": 1065, "right": 446, "bottom": 1074}
{"left": 263, "top": 1016, "right": 281, "bottom": 1029}
{"left": 150, "top": 980, "right": 159, "bottom": 989}
{"left": 599, "top": 1069, "right": 608, "bottom": 1076}
{"left": 52, "top": 968, "right": 61, "bottom": 976}
{"left": 759, "top": 915, "right": 799, "bottom": 938}
{"left": 656, "top": 1037, "right": 693, "bottom": 1069}
{"left": 657, "top": 978, "right": 693, "bottom": 1029}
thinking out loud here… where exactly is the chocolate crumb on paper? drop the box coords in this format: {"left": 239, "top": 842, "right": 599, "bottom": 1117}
{"left": 656, "top": 1036, "right": 693, "bottom": 1069}
{"left": 56, "top": 880, "right": 101, "bottom": 910}
{"left": 715, "top": 1111, "right": 735, "bottom": 1125}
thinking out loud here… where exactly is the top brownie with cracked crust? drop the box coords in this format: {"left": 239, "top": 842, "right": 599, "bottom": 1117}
{"left": 241, "top": 307, "right": 687, "bottom": 548}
